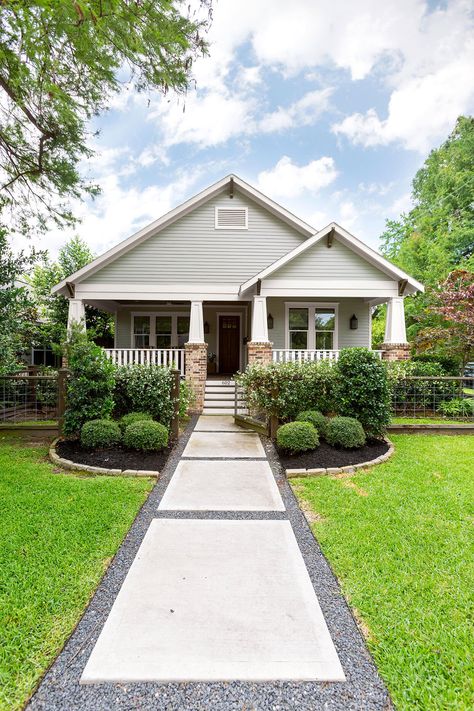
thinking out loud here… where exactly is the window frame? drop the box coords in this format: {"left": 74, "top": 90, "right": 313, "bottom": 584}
{"left": 130, "top": 312, "right": 190, "bottom": 349}
{"left": 284, "top": 302, "right": 338, "bottom": 350}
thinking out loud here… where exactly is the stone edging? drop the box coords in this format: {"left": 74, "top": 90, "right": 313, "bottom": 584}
{"left": 49, "top": 438, "right": 159, "bottom": 477}
{"left": 286, "top": 437, "right": 394, "bottom": 478}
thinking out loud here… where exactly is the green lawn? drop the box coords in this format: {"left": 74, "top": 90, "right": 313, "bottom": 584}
{"left": 391, "top": 417, "right": 472, "bottom": 425}
{"left": 292, "top": 435, "right": 474, "bottom": 710}
{"left": 0, "top": 437, "right": 154, "bottom": 711}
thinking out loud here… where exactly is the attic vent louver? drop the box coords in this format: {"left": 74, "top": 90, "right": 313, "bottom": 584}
{"left": 215, "top": 206, "right": 248, "bottom": 229}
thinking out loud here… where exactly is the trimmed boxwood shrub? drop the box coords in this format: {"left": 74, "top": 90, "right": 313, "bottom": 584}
{"left": 295, "top": 410, "right": 327, "bottom": 437}
{"left": 276, "top": 421, "right": 319, "bottom": 453}
{"left": 119, "top": 411, "right": 153, "bottom": 431}
{"left": 123, "top": 420, "right": 168, "bottom": 452}
{"left": 335, "top": 348, "right": 390, "bottom": 437}
{"left": 325, "top": 416, "right": 366, "bottom": 449}
{"left": 80, "top": 419, "right": 122, "bottom": 449}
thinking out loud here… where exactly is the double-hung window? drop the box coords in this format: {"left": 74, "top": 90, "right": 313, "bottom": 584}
{"left": 286, "top": 303, "right": 338, "bottom": 350}
{"left": 132, "top": 314, "right": 190, "bottom": 349}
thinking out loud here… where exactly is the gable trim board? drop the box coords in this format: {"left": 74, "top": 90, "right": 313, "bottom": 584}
{"left": 239, "top": 222, "right": 424, "bottom": 296}
{"left": 52, "top": 175, "right": 315, "bottom": 297}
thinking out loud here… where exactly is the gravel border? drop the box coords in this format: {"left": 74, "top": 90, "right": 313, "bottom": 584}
{"left": 28, "top": 416, "right": 392, "bottom": 711}
{"left": 49, "top": 438, "right": 160, "bottom": 477}
{"left": 286, "top": 437, "right": 394, "bottom": 478}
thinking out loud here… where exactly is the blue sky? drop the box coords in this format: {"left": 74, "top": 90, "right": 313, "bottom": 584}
{"left": 43, "top": 0, "right": 474, "bottom": 257}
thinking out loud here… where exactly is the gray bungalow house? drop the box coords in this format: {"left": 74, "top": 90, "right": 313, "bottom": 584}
{"left": 53, "top": 174, "right": 423, "bottom": 412}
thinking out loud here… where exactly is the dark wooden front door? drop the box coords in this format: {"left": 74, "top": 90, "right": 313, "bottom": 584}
{"left": 218, "top": 315, "right": 240, "bottom": 374}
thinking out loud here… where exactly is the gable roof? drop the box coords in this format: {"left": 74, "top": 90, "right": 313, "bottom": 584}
{"left": 239, "top": 222, "right": 424, "bottom": 295}
{"left": 52, "top": 174, "right": 316, "bottom": 296}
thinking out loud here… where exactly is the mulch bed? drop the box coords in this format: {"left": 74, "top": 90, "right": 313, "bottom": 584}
{"left": 277, "top": 439, "right": 389, "bottom": 469}
{"left": 56, "top": 440, "right": 172, "bottom": 471}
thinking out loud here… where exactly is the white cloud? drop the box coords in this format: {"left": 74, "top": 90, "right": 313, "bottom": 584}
{"left": 259, "top": 88, "right": 333, "bottom": 133}
{"left": 257, "top": 156, "right": 338, "bottom": 199}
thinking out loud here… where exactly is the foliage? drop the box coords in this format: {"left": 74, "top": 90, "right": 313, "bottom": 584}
{"left": 334, "top": 348, "right": 391, "bottom": 437}
{"left": 80, "top": 419, "right": 121, "bottom": 449}
{"left": 0, "top": 438, "right": 152, "bottom": 711}
{"left": 325, "top": 416, "right": 366, "bottom": 449}
{"left": 0, "top": 1, "right": 211, "bottom": 233}
{"left": 123, "top": 420, "right": 168, "bottom": 452}
{"left": 0, "top": 228, "right": 41, "bottom": 374}
{"left": 177, "top": 378, "right": 195, "bottom": 419}
{"left": 295, "top": 410, "right": 328, "bottom": 438}
{"left": 411, "top": 353, "right": 460, "bottom": 376}
{"left": 29, "top": 236, "right": 113, "bottom": 348}
{"left": 114, "top": 365, "right": 174, "bottom": 426}
{"left": 416, "top": 270, "right": 474, "bottom": 367}
{"left": 276, "top": 421, "right": 319, "bottom": 453}
{"left": 292, "top": 435, "right": 474, "bottom": 710}
{"left": 379, "top": 116, "right": 474, "bottom": 349}
{"left": 63, "top": 326, "right": 116, "bottom": 437}
{"left": 236, "top": 360, "right": 337, "bottom": 422}
{"left": 437, "top": 398, "right": 474, "bottom": 418}
{"left": 119, "top": 412, "right": 153, "bottom": 432}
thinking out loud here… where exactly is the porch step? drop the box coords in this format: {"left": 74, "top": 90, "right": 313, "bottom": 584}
{"left": 202, "top": 407, "right": 249, "bottom": 415}
{"left": 205, "top": 379, "right": 235, "bottom": 387}
{"left": 202, "top": 378, "right": 246, "bottom": 415}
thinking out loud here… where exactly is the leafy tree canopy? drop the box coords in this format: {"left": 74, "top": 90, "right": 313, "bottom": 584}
{"left": 0, "top": 0, "right": 210, "bottom": 233}
{"left": 29, "top": 235, "right": 112, "bottom": 346}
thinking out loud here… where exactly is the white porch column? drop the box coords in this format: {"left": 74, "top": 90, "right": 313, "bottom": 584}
{"left": 188, "top": 300, "right": 205, "bottom": 343}
{"left": 384, "top": 297, "right": 407, "bottom": 344}
{"left": 250, "top": 295, "right": 269, "bottom": 343}
{"left": 67, "top": 298, "right": 86, "bottom": 335}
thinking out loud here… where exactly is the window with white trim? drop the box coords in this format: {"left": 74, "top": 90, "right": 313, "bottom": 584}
{"left": 132, "top": 314, "right": 190, "bottom": 349}
{"left": 286, "top": 303, "right": 338, "bottom": 350}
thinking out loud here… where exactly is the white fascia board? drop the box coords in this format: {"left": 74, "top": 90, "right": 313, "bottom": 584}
{"left": 51, "top": 174, "right": 316, "bottom": 296}
{"left": 75, "top": 282, "right": 246, "bottom": 302}
{"left": 240, "top": 222, "right": 424, "bottom": 295}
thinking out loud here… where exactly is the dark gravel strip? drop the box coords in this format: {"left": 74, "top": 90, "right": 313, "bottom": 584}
{"left": 28, "top": 417, "right": 392, "bottom": 711}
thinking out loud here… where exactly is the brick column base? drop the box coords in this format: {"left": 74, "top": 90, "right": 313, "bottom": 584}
{"left": 381, "top": 343, "right": 411, "bottom": 361}
{"left": 247, "top": 341, "right": 273, "bottom": 366}
{"left": 185, "top": 342, "right": 208, "bottom": 413}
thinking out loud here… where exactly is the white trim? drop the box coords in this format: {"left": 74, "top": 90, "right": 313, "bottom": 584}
{"left": 240, "top": 222, "right": 424, "bottom": 295}
{"left": 130, "top": 311, "right": 190, "bottom": 349}
{"left": 216, "top": 312, "right": 242, "bottom": 373}
{"left": 52, "top": 175, "right": 316, "bottom": 296}
{"left": 368, "top": 303, "right": 372, "bottom": 348}
{"left": 214, "top": 206, "right": 248, "bottom": 230}
{"left": 284, "top": 302, "right": 339, "bottom": 350}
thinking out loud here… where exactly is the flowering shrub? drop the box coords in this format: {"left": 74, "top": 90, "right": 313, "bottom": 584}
{"left": 236, "top": 360, "right": 337, "bottom": 422}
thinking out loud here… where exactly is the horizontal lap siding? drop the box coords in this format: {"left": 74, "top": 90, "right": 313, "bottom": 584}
{"left": 271, "top": 238, "right": 387, "bottom": 281}
{"left": 82, "top": 192, "right": 305, "bottom": 285}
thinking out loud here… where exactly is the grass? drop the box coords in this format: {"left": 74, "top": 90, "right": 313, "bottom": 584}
{"left": 391, "top": 417, "right": 472, "bottom": 425}
{"left": 292, "top": 435, "right": 474, "bottom": 710}
{"left": 0, "top": 437, "right": 154, "bottom": 710}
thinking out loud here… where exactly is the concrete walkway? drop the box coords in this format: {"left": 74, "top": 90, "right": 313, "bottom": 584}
{"left": 28, "top": 415, "right": 391, "bottom": 710}
{"left": 81, "top": 416, "right": 345, "bottom": 684}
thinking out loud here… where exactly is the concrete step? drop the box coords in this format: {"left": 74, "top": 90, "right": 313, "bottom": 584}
{"left": 205, "top": 379, "right": 235, "bottom": 386}
{"left": 205, "top": 392, "right": 244, "bottom": 401}
{"left": 202, "top": 408, "right": 238, "bottom": 415}
{"left": 204, "top": 386, "right": 236, "bottom": 394}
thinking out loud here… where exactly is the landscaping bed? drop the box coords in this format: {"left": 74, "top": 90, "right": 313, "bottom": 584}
{"left": 277, "top": 438, "right": 389, "bottom": 469}
{"left": 56, "top": 439, "right": 172, "bottom": 471}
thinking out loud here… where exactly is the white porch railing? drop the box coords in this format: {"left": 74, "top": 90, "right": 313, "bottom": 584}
{"left": 272, "top": 349, "right": 383, "bottom": 363}
{"left": 104, "top": 348, "right": 185, "bottom": 375}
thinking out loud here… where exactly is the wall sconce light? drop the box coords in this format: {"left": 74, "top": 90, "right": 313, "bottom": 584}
{"left": 267, "top": 313, "right": 274, "bottom": 330}
{"left": 350, "top": 314, "right": 358, "bottom": 330}
{"left": 204, "top": 321, "right": 210, "bottom": 334}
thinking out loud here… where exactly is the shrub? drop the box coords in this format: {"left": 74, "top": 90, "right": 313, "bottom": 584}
{"left": 63, "top": 327, "right": 116, "bottom": 437}
{"left": 236, "top": 360, "right": 337, "bottom": 422}
{"left": 80, "top": 419, "right": 121, "bottom": 449}
{"left": 123, "top": 420, "right": 168, "bottom": 452}
{"left": 325, "top": 416, "right": 366, "bottom": 449}
{"left": 438, "top": 398, "right": 474, "bottom": 417}
{"left": 387, "top": 359, "right": 460, "bottom": 412}
{"left": 114, "top": 365, "right": 174, "bottom": 426}
{"left": 295, "top": 410, "right": 327, "bottom": 437}
{"left": 335, "top": 348, "right": 390, "bottom": 437}
{"left": 276, "top": 421, "right": 319, "bottom": 453}
{"left": 177, "top": 378, "right": 195, "bottom": 418}
{"left": 119, "top": 411, "right": 153, "bottom": 431}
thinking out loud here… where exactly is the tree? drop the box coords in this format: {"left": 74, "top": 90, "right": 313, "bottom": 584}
{"left": 416, "top": 270, "right": 474, "bottom": 368}
{"left": 29, "top": 235, "right": 113, "bottom": 346}
{"left": 375, "top": 116, "right": 474, "bottom": 346}
{"left": 0, "top": 1, "right": 210, "bottom": 233}
{"left": 0, "top": 229, "right": 39, "bottom": 373}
